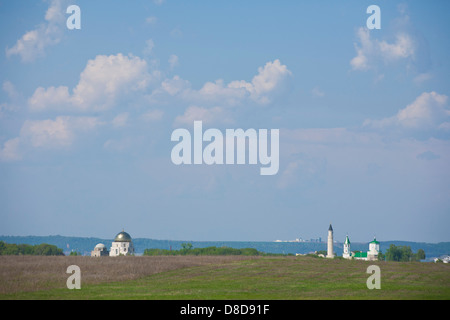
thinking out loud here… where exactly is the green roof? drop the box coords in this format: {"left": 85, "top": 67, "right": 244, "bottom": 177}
{"left": 353, "top": 251, "right": 367, "bottom": 258}
{"left": 370, "top": 238, "right": 380, "bottom": 244}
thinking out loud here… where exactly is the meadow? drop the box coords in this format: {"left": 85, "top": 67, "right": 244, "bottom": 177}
{"left": 0, "top": 255, "right": 449, "bottom": 300}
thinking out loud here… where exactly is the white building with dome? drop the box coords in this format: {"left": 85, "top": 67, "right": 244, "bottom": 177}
{"left": 109, "top": 230, "right": 135, "bottom": 256}
{"left": 91, "top": 243, "right": 109, "bottom": 257}
{"left": 343, "top": 236, "right": 380, "bottom": 261}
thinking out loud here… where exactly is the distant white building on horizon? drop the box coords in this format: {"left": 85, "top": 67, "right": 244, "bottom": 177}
{"left": 91, "top": 230, "right": 135, "bottom": 257}
{"left": 343, "top": 235, "right": 380, "bottom": 261}
{"left": 91, "top": 243, "right": 109, "bottom": 257}
{"left": 110, "top": 230, "right": 135, "bottom": 256}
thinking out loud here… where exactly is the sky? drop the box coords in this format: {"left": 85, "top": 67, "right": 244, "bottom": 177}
{"left": 0, "top": 0, "right": 449, "bottom": 243}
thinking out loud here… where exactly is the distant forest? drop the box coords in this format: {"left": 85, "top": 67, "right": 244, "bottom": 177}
{"left": 0, "top": 241, "right": 64, "bottom": 256}
{"left": 144, "top": 243, "right": 269, "bottom": 256}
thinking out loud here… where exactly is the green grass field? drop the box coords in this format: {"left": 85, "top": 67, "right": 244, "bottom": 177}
{"left": 1, "top": 255, "right": 449, "bottom": 300}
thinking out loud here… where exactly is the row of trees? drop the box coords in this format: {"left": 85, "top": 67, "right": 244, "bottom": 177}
{"left": 384, "top": 244, "right": 425, "bottom": 262}
{"left": 0, "top": 241, "right": 64, "bottom": 256}
{"left": 144, "top": 243, "right": 264, "bottom": 256}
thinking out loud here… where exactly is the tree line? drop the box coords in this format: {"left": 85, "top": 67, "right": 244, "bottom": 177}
{"left": 144, "top": 243, "right": 266, "bottom": 256}
{"left": 0, "top": 241, "right": 64, "bottom": 256}
{"left": 384, "top": 244, "right": 425, "bottom": 262}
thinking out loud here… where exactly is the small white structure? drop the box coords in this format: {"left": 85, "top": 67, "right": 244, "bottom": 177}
{"left": 91, "top": 243, "right": 109, "bottom": 257}
{"left": 109, "top": 230, "right": 135, "bottom": 256}
{"left": 326, "top": 224, "right": 335, "bottom": 258}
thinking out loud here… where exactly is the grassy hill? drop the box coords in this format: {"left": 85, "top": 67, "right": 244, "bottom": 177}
{"left": 1, "top": 255, "right": 449, "bottom": 300}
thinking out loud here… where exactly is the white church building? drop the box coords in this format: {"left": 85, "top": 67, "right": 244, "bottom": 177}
{"left": 343, "top": 235, "right": 380, "bottom": 261}
{"left": 110, "top": 230, "right": 135, "bottom": 256}
{"left": 325, "top": 225, "right": 380, "bottom": 261}
{"left": 91, "top": 230, "right": 135, "bottom": 257}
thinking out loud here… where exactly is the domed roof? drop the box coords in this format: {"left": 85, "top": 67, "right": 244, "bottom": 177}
{"left": 95, "top": 243, "right": 106, "bottom": 249}
{"left": 114, "top": 230, "right": 132, "bottom": 242}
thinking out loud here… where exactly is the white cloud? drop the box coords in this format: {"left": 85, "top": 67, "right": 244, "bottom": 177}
{"left": 163, "top": 59, "right": 292, "bottom": 107}
{"left": 351, "top": 27, "right": 416, "bottom": 71}
{"left": 0, "top": 137, "right": 22, "bottom": 161}
{"left": 396, "top": 92, "right": 448, "bottom": 129}
{"left": 248, "top": 59, "right": 292, "bottom": 102}
{"left": 21, "top": 117, "right": 73, "bottom": 148}
{"left": 6, "top": 0, "right": 67, "bottom": 62}
{"left": 28, "top": 86, "right": 71, "bottom": 111}
{"left": 20, "top": 116, "right": 101, "bottom": 148}
{"left": 72, "top": 54, "right": 152, "bottom": 110}
{"left": 195, "top": 79, "right": 250, "bottom": 106}
{"left": 350, "top": 27, "right": 373, "bottom": 71}
{"left": 160, "top": 75, "right": 190, "bottom": 96}
{"left": 363, "top": 92, "right": 450, "bottom": 133}
{"left": 378, "top": 33, "right": 415, "bottom": 61}
{"left": 20, "top": 56, "right": 292, "bottom": 160}
{"left": 28, "top": 53, "right": 155, "bottom": 112}
{"left": 28, "top": 56, "right": 291, "bottom": 116}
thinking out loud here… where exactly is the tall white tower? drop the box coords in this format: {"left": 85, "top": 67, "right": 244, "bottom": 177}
{"left": 326, "top": 224, "right": 335, "bottom": 258}
{"left": 343, "top": 235, "right": 351, "bottom": 259}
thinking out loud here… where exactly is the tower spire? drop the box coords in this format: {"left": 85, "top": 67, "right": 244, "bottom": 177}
{"left": 326, "top": 223, "right": 335, "bottom": 258}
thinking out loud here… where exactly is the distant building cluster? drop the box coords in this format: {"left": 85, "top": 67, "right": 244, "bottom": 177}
{"left": 327, "top": 224, "right": 380, "bottom": 261}
{"left": 91, "top": 230, "right": 135, "bottom": 257}
{"left": 275, "top": 237, "right": 322, "bottom": 243}
{"left": 94, "top": 226, "right": 384, "bottom": 259}
{"left": 434, "top": 255, "right": 450, "bottom": 263}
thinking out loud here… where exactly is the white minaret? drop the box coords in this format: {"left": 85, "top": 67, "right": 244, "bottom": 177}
{"left": 326, "top": 224, "right": 335, "bottom": 258}
{"left": 343, "top": 235, "right": 351, "bottom": 259}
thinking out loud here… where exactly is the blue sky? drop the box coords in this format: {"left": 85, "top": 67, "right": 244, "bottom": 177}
{"left": 0, "top": 0, "right": 449, "bottom": 243}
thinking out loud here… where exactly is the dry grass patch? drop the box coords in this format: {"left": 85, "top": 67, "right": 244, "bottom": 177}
{"left": 0, "top": 255, "right": 257, "bottom": 295}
